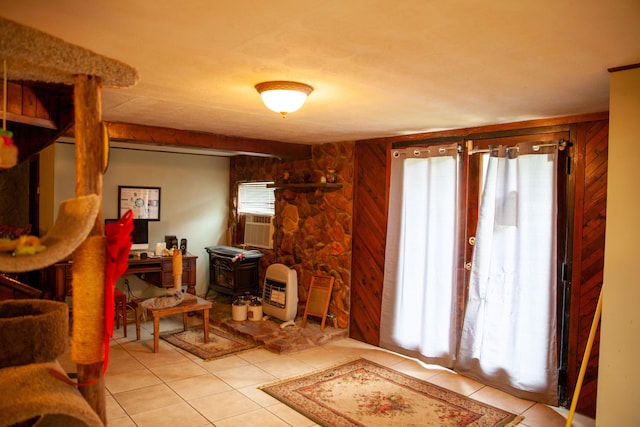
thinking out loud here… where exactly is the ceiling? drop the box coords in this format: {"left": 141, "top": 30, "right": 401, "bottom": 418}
{"left": 2, "top": 1, "right": 639, "bottom": 145}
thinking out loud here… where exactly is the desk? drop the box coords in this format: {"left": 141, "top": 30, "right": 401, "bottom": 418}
{"left": 49, "top": 254, "right": 197, "bottom": 301}
{"left": 132, "top": 295, "right": 212, "bottom": 353}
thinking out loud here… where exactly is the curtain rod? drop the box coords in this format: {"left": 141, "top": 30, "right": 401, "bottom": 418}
{"left": 467, "top": 139, "right": 570, "bottom": 155}
{"left": 391, "top": 136, "right": 462, "bottom": 149}
{"left": 392, "top": 144, "right": 461, "bottom": 158}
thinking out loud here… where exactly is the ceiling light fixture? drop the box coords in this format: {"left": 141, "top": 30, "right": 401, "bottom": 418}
{"left": 255, "top": 81, "right": 313, "bottom": 118}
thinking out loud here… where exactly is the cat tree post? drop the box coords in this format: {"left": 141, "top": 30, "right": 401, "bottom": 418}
{"left": 72, "top": 74, "right": 106, "bottom": 423}
{"left": 0, "top": 17, "right": 138, "bottom": 425}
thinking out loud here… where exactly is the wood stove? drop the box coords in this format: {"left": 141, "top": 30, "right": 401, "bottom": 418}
{"left": 205, "top": 246, "right": 263, "bottom": 296}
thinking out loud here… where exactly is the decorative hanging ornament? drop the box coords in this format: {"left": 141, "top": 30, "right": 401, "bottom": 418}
{"left": 1, "top": 59, "right": 17, "bottom": 169}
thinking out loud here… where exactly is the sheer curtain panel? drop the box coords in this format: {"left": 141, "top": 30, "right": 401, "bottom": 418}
{"left": 456, "top": 144, "right": 559, "bottom": 404}
{"left": 380, "top": 144, "right": 460, "bottom": 367}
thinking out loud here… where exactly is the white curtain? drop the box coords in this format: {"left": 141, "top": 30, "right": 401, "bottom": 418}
{"left": 456, "top": 144, "right": 559, "bottom": 404}
{"left": 380, "top": 144, "right": 459, "bottom": 367}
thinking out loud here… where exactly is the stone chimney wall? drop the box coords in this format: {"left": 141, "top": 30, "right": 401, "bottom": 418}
{"left": 229, "top": 142, "right": 354, "bottom": 329}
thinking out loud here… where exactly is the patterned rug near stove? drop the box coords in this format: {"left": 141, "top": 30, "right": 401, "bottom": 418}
{"left": 260, "top": 358, "right": 523, "bottom": 427}
{"left": 160, "top": 325, "right": 261, "bottom": 361}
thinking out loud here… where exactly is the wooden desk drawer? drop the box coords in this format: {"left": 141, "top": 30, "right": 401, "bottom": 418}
{"left": 160, "top": 258, "right": 192, "bottom": 272}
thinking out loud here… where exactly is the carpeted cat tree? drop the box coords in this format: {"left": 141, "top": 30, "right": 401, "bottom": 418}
{"left": 0, "top": 16, "right": 138, "bottom": 426}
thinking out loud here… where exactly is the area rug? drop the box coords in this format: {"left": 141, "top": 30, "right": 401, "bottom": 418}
{"left": 160, "top": 325, "right": 261, "bottom": 361}
{"left": 259, "top": 358, "right": 523, "bottom": 427}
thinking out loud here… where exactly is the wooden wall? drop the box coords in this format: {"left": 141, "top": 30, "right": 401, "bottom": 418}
{"left": 567, "top": 119, "right": 609, "bottom": 417}
{"left": 349, "top": 141, "right": 388, "bottom": 344}
{"left": 4, "top": 81, "right": 74, "bottom": 163}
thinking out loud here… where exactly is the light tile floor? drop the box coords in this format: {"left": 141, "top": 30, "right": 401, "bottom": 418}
{"left": 58, "top": 314, "right": 596, "bottom": 427}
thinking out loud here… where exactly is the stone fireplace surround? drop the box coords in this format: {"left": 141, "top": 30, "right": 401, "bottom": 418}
{"left": 229, "top": 142, "right": 354, "bottom": 330}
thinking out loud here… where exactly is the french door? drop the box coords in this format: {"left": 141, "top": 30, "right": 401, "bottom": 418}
{"left": 380, "top": 130, "right": 570, "bottom": 404}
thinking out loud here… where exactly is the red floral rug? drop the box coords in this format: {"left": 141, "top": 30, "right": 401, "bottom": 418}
{"left": 260, "top": 358, "right": 523, "bottom": 427}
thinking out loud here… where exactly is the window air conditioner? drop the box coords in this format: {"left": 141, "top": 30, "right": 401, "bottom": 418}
{"left": 244, "top": 214, "right": 274, "bottom": 249}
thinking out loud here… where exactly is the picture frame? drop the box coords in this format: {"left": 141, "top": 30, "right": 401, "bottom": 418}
{"left": 118, "top": 186, "right": 161, "bottom": 221}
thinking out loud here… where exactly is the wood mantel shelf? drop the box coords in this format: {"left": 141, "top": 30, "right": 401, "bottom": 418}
{"left": 267, "top": 183, "right": 343, "bottom": 192}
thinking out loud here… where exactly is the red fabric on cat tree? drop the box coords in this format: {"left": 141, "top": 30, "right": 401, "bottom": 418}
{"left": 103, "top": 210, "right": 133, "bottom": 370}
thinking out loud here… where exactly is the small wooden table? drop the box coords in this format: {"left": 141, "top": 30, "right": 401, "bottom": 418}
{"left": 132, "top": 295, "right": 212, "bottom": 353}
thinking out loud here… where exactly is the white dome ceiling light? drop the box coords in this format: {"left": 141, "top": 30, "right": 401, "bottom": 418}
{"left": 255, "top": 81, "right": 313, "bottom": 118}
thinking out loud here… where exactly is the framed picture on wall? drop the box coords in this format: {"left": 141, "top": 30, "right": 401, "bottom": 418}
{"left": 118, "top": 186, "right": 161, "bottom": 220}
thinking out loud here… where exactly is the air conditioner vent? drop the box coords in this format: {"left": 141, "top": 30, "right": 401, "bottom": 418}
{"left": 244, "top": 214, "right": 274, "bottom": 249}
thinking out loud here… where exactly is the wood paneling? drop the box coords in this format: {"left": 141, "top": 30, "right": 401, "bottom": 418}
{"left": 349, "top": 140, "right": 387, "bottom": 345}
{"left": 568, "top": 120, "right": 608, "bottom": 418}
{"left": 2, "top": 81, "right": 74, "bottom": 163}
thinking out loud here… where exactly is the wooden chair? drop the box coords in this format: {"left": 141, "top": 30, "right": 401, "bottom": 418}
{"left": 114, "top": 288, "right": 127, "bottom": 337}
{"left": 301, "top": 275, "right": 334, "bottom": 330}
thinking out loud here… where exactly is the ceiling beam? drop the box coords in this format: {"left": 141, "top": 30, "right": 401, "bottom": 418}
{"left": 4, "top": 80, "right": 311, "bottom": 161}
{"left": 359, "top": 112, "right": 610, "bottom": 145}
{"left": 104, "top": 122, "right": 311, "bottom": 160}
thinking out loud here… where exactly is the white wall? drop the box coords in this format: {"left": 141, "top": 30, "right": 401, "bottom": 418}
{"left": 47, "top": 143, "right": 230, "bottom": 297}
{"left": 597, "top": 66, "right": 640, "bottom": 424}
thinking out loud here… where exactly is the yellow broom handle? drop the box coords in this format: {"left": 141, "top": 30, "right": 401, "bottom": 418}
{"left": 565, "top": 286, "right": 603, "bottom": 427}
{"left": 3, "top": 59, "right": 7, "bottom": 130}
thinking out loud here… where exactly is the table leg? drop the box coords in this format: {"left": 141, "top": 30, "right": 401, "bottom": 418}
{"left": 135, "top": 307, "right": 141, "bottom": 341}
{"left": 122, "top": 303, "right": 127, "bottom": 338}
{"left": 203, "top": 308, "right": 210, "bottom": 344}
{"left": 153, "top": 316, "right": 160, "bottom": 353}
{"left": 182, "top": 312, "right": 188, "bottom": 331}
